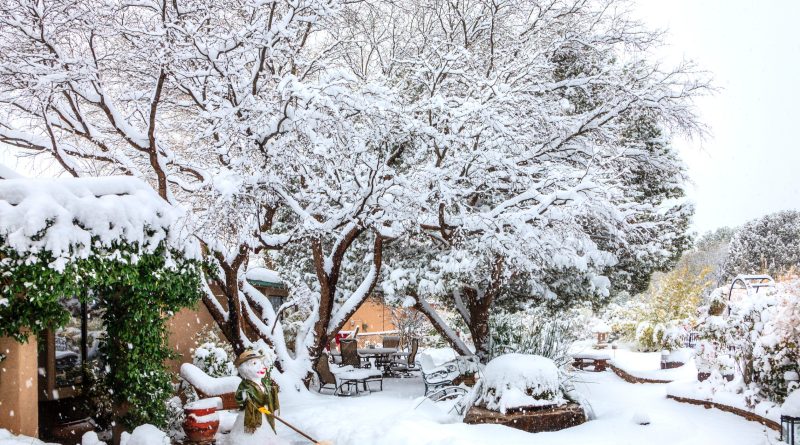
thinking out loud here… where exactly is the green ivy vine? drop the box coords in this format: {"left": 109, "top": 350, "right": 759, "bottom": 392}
{"left": 0, "top": 239, "right": 205, "bottom": 428}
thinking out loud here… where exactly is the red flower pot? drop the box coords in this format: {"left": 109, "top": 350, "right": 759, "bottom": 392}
{"left": 183, "top": 403, "right": 220, "bottom": 444}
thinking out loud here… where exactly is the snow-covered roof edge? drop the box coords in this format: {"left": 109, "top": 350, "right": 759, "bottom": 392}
{"left": 0, "top": 176, "right": 200, "bottom": 270}
{"left": 246, "top": 267, "right": 284, "bottom": 286}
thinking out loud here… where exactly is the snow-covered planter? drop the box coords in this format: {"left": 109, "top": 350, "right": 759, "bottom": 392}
{"left": 475, "top": 354, "right": 565, "bottom": 413}
{"left": 465, "top": 354, "right": 585, "bottom": 433}
{"left": 182, "top": 398, "right": 221, "bottom": 443}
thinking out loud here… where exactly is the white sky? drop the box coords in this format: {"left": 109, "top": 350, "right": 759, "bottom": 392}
{"left": 633, "top": 0, "right": 800, "bottom": 235}
{"left": 3, "top": 0, "right": 799, "bottom": 235}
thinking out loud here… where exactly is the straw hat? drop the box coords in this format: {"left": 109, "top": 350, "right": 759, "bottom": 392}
{"left": 234, "top": 349, "right": 265, "bottom": 367}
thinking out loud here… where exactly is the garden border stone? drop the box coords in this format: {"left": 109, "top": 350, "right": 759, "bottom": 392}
{"left": 665, "top": 395, "right": 780, "bottom": 431}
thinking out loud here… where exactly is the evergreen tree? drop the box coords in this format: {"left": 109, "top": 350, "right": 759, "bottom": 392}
{"left": 723, "top": 211, "right": 800, "bottom": 279}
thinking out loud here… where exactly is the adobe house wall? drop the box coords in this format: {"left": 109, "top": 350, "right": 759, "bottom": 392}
{"left": 0, "top": 334, "right": 38, "bottom": 437}
{"left": 343, "top": 296, "right": 398, "bottom": 347}
{"left": 165, "top": 302, "right": 218, "bottom": 375}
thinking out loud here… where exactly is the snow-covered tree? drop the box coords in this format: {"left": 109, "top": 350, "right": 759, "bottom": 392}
{"left": 723, "top": 210, "right": 800, "bottom": 280}
{"left": 0, "top": 0, "right": 418, "bottom": 380}
{"left": 336, "top": 0, "right": 707, "bottom": 360}
{"left": 691, "top": 226, "right": 735, "bottom": 287}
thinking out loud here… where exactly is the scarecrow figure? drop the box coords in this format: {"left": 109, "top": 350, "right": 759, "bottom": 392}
{"left": 225, "top": 349, "right": 289, "bottom": 445}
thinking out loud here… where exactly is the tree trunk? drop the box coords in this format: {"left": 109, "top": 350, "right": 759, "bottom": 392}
{"left": 412, "top": 294, "right": 473, "bottom": 357}
{"left": 464, "top": 287, "right": 493, "bottom": 362}
{"left": 307, "top": 230, "right": 384, "bottom": 378}
{"left": 465, "top": 256, "right": 504, "bottom": 363}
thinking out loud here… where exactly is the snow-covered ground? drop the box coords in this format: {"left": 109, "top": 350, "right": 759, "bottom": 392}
{"left": 610, "top": 348, "right": 698, "bottom": 381}
{"left": 269, "top": 371, "right": 776, "bottom": 445}
{"left": 1, "top": 357, "right": 777, "bottom": 445}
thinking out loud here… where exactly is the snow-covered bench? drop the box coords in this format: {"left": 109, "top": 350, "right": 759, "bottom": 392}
{"left": 180, "top": 363, "right": 242, "bottom": 409}
{"left": 419, "top": 348, "right": 460, "bottom": 395}
{"left": 571, "top": 350, "right": 611, "bottom": 372}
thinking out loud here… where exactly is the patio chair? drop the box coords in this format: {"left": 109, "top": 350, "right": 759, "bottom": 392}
{"left": 340, "top": 338, "right": 362, "bottom": 368}
{"left": 420, "top": 352, "right": 459, "bottom": 395}
{"left": 382, "top": 335, "right": 400, "bottom": 349}
{"left": 388, "top": 338, "right": 420, "bottom": 375}
{"left": 315, "top": 353, "right": 366, "bottom": 396}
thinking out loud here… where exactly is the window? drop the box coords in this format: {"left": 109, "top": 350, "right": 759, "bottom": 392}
{"left": 268, "top": 295, "right": 286, "bottom": 312}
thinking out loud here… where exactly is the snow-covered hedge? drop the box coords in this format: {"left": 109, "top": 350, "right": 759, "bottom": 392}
{"left": 474, "top": 354, "right": 566, "bottom": 413}
{"left": 695, "top": 280, "right": 800, "bottom": 403}
{"left": 0, "top": 176, "right": 204, "bottom": 428}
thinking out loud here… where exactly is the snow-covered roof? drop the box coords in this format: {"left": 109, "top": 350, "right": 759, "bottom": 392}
{"left": 246, "top": 267, "right": 283, "bottom": 285}
{"left": 0, "top": 176, "right": 197, "bottom": 270}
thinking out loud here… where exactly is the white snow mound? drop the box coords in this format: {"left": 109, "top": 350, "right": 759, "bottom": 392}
{"left": 122, "top": 424, "right": 169, "bottom": 445}
{"left": 783, "top": 389, "right": 800, "bottom": 417}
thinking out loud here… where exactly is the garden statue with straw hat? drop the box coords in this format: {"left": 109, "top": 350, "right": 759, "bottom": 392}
{"left": 224, "top": 349, "right": 332, "bottom": 445}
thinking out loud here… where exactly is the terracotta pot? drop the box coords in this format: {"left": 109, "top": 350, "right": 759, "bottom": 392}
{"left": 183, "top": 405, "right": 220, "bottom": 444}
{"left": 697, "top": 372, "right": 710, "bottom": 382}
{"left": 723, "top": 374, "right": 734, "bottom": 382}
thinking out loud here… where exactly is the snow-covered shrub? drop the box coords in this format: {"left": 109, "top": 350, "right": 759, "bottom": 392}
{"left": 192, "top": 342, "right": 236, "bottom": 378}
{"left": 474, "top": 354, "right": 566, "bottom": 413}
{"left": 695, "top": 280, "right": 800, "bottom": 404}
{"left": 164, "top": 396, "right": 185, "bottom": 442}
{"left": 488, "top": 308, "right": 581, "bottom": 367}
{"left": 634, "top": 321, "right": 686, "bottom": 352}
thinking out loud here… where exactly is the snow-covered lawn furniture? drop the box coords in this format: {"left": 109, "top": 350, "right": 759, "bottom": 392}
{"left": 382, "top": 335, "right": 400, "bottom": 349}
{"left": 340, "top": 338, "right": 364, "bottom": 368}
{"left": 464, "top": 354, "right": 586, "bottom": 433}
{"left": 419, "top": 348, "right": 460, "bottom": 395}
{"left": 316, "top": 353, "right": 383, "bottom": 396}
{"left": 571, "top": 349, "right": 611, "bottom": 372}
{"left": 180, "top": 363, "right": 241, "bottom": 409}
{"left": 389, "top": 338, "right": 420, "bottom": 375}
{"left": 415, "top": 384, "right": 471, "bottom": 416}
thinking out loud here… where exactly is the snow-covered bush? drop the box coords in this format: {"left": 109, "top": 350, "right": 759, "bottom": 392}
{"left": 488, "top": 308, "right": 583, "bottom": 367}
{"left": 474, "top": 354, "right": 566, "bottom": 414}
{"left": 695, "top": 280, "right": 800, "bottom": 404}
{"left": 192, "top": 342, "right": 236, "bottom": 378}
{"left": 634, "top": 321, "right": 685, "bottom": 352}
